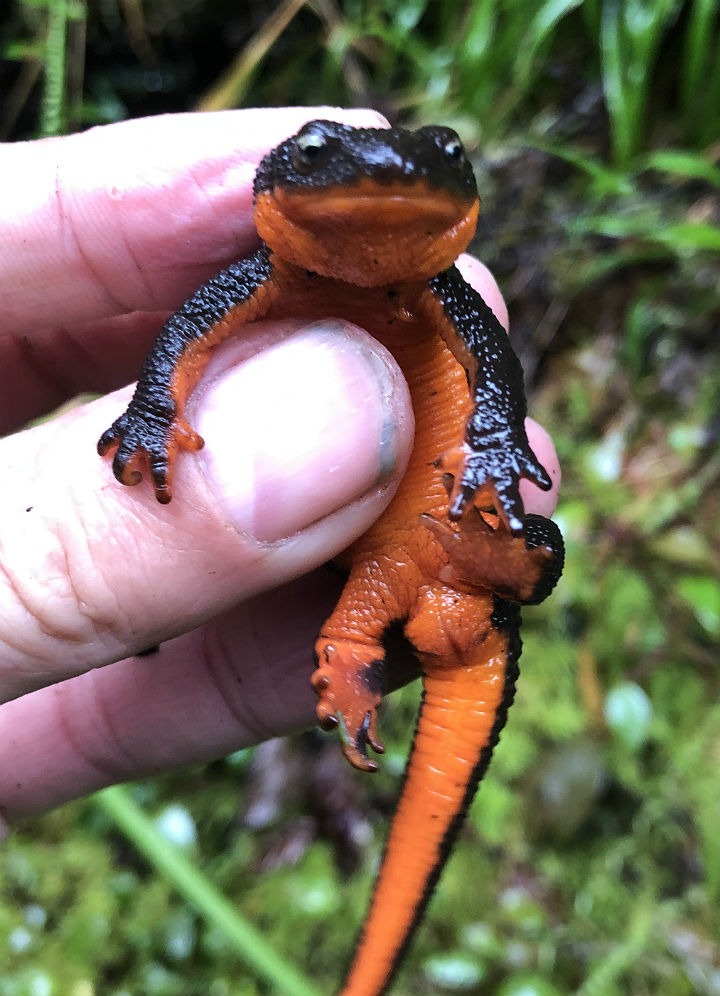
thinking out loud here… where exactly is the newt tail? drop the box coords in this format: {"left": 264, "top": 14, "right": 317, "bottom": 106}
{"left": 338, "top": 598, "right": 521, "bottom": 996}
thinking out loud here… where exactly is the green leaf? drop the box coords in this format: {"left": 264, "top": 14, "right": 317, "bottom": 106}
{"left": 660, "top": 221, "right": 720, "bottom": 252}
{"left": 677, "top": 575, "right": 720, "bottom": 635}
{"left": 604, "top": 682, "right": 653, "bottom": 750}
{"left": 424, "top": 951, "right": 485, "bottom": 990}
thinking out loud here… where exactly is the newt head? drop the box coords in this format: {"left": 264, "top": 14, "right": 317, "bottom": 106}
{"left": 253, "top": 119, "right": 480, "bottom": 286}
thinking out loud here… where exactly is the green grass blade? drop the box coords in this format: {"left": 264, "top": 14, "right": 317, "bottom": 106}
{"left": 573, "top": 247, "right": 673, "bottom": 285}
{"left": 458, "top": 0, "right": 495, "bottom": 64}
{"left": 532, "top": 139, "right": 636, "bottom": 197}
{"left": 514, "top": 0, "right": 584, "bottom": 94}
{"left": 681, "top": 0, "right": 713, "bottom": 101}
{"left": 642, "top": 148, "right": 720, "bottom": 188}
{"left": 600, "top": 0, "right": 631, "bottom": 165}
{"left": 577, "top": 894, "right": 654, "bottom": 996}
{"left": 601, "top": 0, "right": 683, "bottom": 165}
{"left": 95, "top": 785, "right": 317, "bottom": 996}
{"left": 575, "top": 212, "right": 720, "bottom": 252}
{"left": 41, "top": 0, "right": 69, "bottom": 136}
{"left": 680, "top": 0, "right": 720, "bottom": 138}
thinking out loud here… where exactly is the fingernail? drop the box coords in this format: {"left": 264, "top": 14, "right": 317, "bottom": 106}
{"left": 193, "top": 319, "right": 410, "bottom": 542}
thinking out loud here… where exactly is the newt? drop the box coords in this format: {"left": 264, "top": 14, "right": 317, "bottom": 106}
{"left": 98, "top": 119, "right": 564, "bottom": 996}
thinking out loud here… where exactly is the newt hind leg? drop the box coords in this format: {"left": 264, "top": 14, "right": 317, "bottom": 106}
{"left": 313, "top": 635, "right": 387, "bottom": 772}
{"left": 313, "top": 553, "right": 417, "bottom": 772}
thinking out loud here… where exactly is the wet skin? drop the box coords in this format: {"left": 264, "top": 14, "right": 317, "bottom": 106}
{"left": 99, "top": 119, "right": 564, "bottom": 996}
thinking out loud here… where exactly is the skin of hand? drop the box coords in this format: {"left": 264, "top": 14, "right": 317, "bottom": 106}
{"left": 0, "top": 107, "right": 560, "bottom": 837}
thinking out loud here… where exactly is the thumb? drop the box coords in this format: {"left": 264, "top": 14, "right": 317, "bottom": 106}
{"left": 0, "top": 318, "right": 413, "bottom": 702}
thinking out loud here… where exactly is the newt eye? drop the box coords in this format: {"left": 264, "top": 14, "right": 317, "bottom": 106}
{"left": 443, "top": 137, "right": 465, "bottom": 162}
{"left": 294, "top": 129, "right": 328, "bottom": 172}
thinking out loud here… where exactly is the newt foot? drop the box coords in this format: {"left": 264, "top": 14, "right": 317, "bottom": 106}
{"left": 438, "top": 438, "right": 551, "bottom": 533}
{"left": 313, "top": 637, "right": 387, "bottom": 772}
{"left": 422, "top": 508, "right": 564, "bottom": 605}
{"left": 98, "top": 409, "right": 204, "bottom": 503}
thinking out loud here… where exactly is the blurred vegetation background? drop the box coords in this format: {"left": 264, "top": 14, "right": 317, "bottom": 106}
{"left": 1, "top": 1, "right": 719, "bottom": 994}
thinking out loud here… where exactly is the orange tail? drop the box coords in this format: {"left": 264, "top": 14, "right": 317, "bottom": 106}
{"left": 338, "top": 615, "right": 520, "bottom": 996}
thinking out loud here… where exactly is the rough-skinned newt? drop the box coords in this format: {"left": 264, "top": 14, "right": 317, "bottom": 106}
{"left": 98, "top": 119, "right": 564, "bottom": 996}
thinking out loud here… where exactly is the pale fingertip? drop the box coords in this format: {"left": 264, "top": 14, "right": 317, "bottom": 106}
{"left": 456, "top": 253, "right": 510, "bottom": 332}
{"left": 306, "top": 106, "right": 390, "bottom": 129}
{"left": 521, "top": 419, "right": 561, "bottom": 517}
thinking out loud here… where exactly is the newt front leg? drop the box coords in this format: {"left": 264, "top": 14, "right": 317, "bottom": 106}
{"left": 421, "top": 270, "right": 552, "bottom": 532}
{"left": 98, "top": 247, "right": 278, "bottom": 501}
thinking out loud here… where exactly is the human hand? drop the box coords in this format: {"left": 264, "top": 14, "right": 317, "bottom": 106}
{"left": 0, "top": 107, "right": 560, "bottom": 834}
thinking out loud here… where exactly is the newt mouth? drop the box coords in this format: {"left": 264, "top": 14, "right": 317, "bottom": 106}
{"left": 270, "top": 179, "right": 478, "bottom": 229}
{"left": 254, "top": 184, "right": 480, "bottom": 285}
